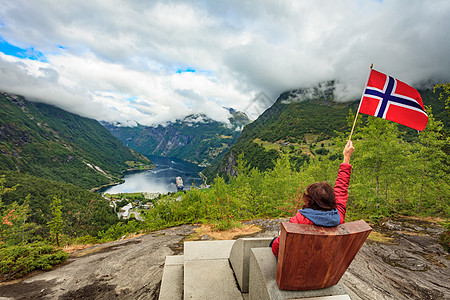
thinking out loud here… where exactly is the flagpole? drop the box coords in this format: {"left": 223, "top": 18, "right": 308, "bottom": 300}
{"left": 348, "top": 63, "right": 373, "bottom": 141}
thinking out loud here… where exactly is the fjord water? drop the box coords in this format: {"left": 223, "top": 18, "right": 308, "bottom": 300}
{"left": 101, "top": 155, "right": 204, "bottom": 194}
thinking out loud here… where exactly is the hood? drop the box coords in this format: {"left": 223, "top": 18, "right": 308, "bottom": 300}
{"left": 299, "top": 208, "right": 341, "bottom": 227}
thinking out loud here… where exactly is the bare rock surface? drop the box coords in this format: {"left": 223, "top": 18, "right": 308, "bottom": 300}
{"left": 341, "top": 218, "right": 449, "bottom": 300}
{"left": 0, "top": 218, "right": 448, "bottom": 300}
{"left": 0, "top": 225, "right": 197, "bottom": 300}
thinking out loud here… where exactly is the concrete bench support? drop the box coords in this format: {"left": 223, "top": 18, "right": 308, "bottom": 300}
{"left": 229, "top": 237, "right": 273, "bottom": 293}
{"left": 159, "top": 237, "right": 359, "bottom": 299}
{"left": 184, "top": 259, "right": 243, "bottom": 299}
{"left": 183, "top": 240, "right": 242, "bottom": 300}
{"left": 249, "top": 248, "right": 348, "bottom": 300}
{"left": 159, "top": 255, "right": 184, "bottom": 300}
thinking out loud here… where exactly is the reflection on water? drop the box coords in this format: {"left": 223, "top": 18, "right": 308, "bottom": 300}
{"left": 102, "top": 155, "right": 204, "bottom": 194}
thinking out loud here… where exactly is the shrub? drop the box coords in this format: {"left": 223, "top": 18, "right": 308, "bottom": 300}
{"left": 439, "top": 230, "right": 450, "bottom": 253}
{"left": 0, "top": 242, "right": 68, "bottom": 280}
{"left": 97, "top": 220, "right": 142, "bottom": 242}
{"left": 438, "top": 220, "right": 450, "bottom": 253}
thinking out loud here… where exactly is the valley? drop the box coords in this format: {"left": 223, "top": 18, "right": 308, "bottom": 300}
{"left": 0, "top": 84, "right": 448, "bottom": 299}
{"left": 100, "top": 155, "right": 205, "bottom": 194}
{"left": 102, "top": 108, "right": 251, "bottom": 167}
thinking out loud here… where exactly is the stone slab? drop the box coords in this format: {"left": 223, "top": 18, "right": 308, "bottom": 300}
{"left": 229, "top": 237, "right": 273, "bottom": 293}
{"left": 165, "top": 255, "right": 184, "bottom": 265}
{"left": 184, "top": 259, "right": 243, "bottom": 300}
{"left": 249, "top": 248, "right": 348, "bottom": 300}
{"left": 184, "top": 240, "right": 235, "bottom": 261}
{"left": 159, "top": 256, "right": 184, "bottom": 300}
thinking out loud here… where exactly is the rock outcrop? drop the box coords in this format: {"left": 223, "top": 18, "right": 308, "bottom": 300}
{"left": 0, "top": 218, "right": 448, "bottom": 300}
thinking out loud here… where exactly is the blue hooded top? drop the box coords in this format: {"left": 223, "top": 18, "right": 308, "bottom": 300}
{"left": 299, "top": 208, "right": 341, "bottom": 227}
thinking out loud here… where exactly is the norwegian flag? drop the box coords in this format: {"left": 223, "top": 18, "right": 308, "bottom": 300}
{"left": 359, "top": 69, "right": 428, "bottom": 131}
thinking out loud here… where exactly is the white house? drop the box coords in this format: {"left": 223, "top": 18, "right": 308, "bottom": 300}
{"left": 119, "top": 203, "right": 133, "bottom": 219}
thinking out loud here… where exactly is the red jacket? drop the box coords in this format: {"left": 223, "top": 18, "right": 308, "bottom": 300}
{"left": 271, "top": 163, "right": 352, "bottom": 257}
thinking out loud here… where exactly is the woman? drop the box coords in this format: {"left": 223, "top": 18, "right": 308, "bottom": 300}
{"left": 271, "top": 140, "right": 355, "bottom": 257}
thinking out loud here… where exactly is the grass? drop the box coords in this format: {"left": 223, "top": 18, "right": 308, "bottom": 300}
{"left": 253, "top": 137, "right": 330, "bottom": 157}
{"left": 367, "top": 231, "right": 396, "bottom": 244}
{"left": 104, "top": 192, "right": 144, "bottom": 200}
{"left": 63, "top": 243, "right": 98, "bottom": 254}
{"left": 185, "top": 223, "right": 261, "bottom": 241}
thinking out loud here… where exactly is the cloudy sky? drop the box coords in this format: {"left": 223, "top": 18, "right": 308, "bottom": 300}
{"left": 0, "top": 0, "right": 449, "bottom": 126}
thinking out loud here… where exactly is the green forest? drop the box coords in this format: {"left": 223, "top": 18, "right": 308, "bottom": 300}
{"left": 0, "top": 86, "right": 449, "bottom": 281}
{"left": 0, "top": 172, "right": 118, "bottom": 279}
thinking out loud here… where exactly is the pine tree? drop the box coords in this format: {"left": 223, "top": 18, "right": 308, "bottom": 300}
{"left": 48, "top": 197, "right": 64, "bottom": 247}
{"left": 415, "top": 107, "right": 450, "bottom": 214}
{"left": 433, "top": 83, "right": 450, "bottom": 112}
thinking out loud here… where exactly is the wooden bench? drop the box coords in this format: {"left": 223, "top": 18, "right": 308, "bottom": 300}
{"left": 276, "top": 220, "right": 372, "bottom": 291}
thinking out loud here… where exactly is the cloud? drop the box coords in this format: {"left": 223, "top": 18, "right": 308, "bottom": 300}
{"left": 0, "top": 0, "right": 449, "bottom": 125}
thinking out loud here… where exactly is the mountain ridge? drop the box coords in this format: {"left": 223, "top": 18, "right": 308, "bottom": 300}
{"left": 103, "top": 108, "right": 251, "bottom": 166}
{"left": 0, "top": 91, "right": 152, "bottom": 189}
{"left": 203, "top": 82, "right": 448, "bottom": 180}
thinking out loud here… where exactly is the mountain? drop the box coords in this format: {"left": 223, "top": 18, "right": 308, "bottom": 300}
{"left": 203, "top": 81, "right": 448, "bottom": 180}
{"left": 0, "top": 91, "right": 152, "bottom": 190}
{"left": 102, "top": 108, "right": 251, "bottom": 166}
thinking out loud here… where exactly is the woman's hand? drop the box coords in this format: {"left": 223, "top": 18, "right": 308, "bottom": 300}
{"left": 343, "top": 140, "right": 354, "bottom": 164}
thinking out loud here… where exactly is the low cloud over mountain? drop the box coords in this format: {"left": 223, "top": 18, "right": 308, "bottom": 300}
{"left": 0, "top": 1, "right": 449, "bottom": 126}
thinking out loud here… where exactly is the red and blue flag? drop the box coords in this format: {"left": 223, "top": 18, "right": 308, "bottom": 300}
{"left": 359, "top": 69, "right": 428, "bottom": 131}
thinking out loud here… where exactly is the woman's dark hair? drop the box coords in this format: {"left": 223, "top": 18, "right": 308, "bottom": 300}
{"left": 302, "top": 182, "right": 336, "bottom": 210}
